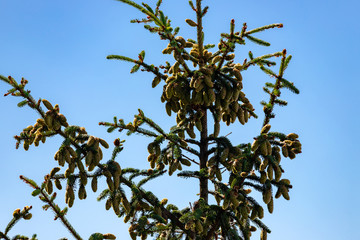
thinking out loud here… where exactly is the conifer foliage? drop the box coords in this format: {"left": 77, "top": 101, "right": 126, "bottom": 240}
{"left": 1, "top": 0, "right": 301, "bottom": 239}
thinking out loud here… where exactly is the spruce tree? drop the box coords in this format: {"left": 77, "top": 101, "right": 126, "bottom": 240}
{"left": 0, "top": 0, "right": 301, "bottom": 239}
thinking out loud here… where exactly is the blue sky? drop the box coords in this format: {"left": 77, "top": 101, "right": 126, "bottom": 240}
{"left": 0, "top": 0, "right": 359, "bottom": 239}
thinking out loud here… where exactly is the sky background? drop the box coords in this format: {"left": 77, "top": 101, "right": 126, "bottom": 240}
{"left": 0, "top": 0, "right": 359, "bottom": 239}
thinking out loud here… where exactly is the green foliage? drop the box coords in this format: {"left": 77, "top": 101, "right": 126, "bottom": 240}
{"left": 89, "top": 233, "right": 103, "bottom": 240}
{"left": 0, "top": 206, "right": 35, "bottom": 240}
{"left": 1, "top": 0, "right": 301, "bottom": 240}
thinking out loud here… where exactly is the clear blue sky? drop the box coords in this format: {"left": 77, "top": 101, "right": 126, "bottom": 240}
{"left": 0, "top": 0, "right": 359, "bottom": 239}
